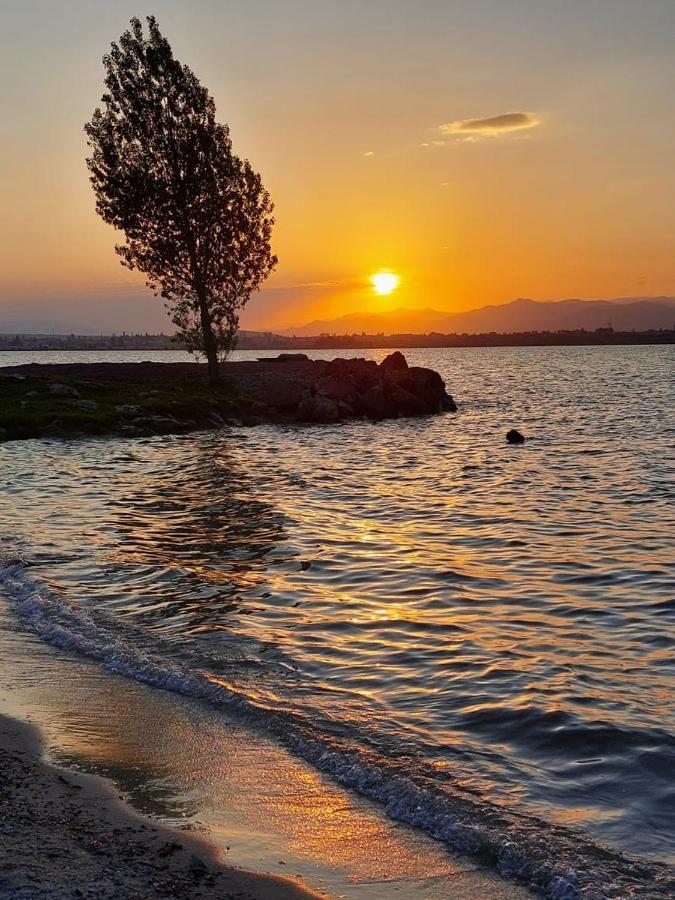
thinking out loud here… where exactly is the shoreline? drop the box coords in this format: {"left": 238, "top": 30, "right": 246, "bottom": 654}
{"left": 0, "top": 710, "right": 322, "bottom": 900}
{"left": 0, "top": 354, "right": 456, "bottom": 442}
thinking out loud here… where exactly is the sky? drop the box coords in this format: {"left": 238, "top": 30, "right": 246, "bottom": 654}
{"left": 3, "top": 0, "right": 675, "bottom": 333}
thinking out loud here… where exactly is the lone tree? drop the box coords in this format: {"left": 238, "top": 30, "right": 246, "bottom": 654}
{"left": 85, "top": 16, "right": 277, "bottom": 381}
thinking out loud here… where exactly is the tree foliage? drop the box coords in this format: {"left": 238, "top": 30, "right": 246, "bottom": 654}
{"left": 85, "top": 16, "right": 277, "bottom": 377}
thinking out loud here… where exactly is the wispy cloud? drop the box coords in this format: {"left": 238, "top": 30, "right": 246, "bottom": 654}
{"left": 262, "top": 280, "right": 344, "bottom": 292}
{"left": 439, "top": 111, "right": 540, "bottom": 139}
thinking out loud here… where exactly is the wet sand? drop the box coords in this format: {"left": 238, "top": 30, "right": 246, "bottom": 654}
{"left": 0, "top": 599, "right": 531, "bottom": 900}
{"left": 0, "top": 712, "right": 321, "bottom": 900}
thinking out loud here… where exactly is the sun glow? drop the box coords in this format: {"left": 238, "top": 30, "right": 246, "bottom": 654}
{"left": 370, "top": 272, "right": 400, "bottom": 296}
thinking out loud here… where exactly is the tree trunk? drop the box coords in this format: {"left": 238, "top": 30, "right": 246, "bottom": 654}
{"left": 198, "top": 292, "right": 219, "bottom": 384}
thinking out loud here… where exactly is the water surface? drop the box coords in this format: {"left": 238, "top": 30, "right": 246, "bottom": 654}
{"left": 1, "top": 346, "right": 673, "bottom": 896}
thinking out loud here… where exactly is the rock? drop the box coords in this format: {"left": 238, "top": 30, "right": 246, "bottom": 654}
{"left": 380, "top": 351, "right": 408, "bottom": 371}
{"left": 337, "top": 400, "right": 356, "bottom": 418}
{"left": 25, "top": 390, "right": 39, "bottom": 397}
{"left": 115, "top": 404, "right": 142, "bottom": 418}
{"left": 258, "top": 377, "right": 307, "bottom": 410}
{"left": 157, "top": 842, "right": 183, "bottom": 857}
{"left": 49, "top": 383, "right": 80, "bottom": 398}
{"left": 315, "top": 376, "right": 354, "bottom": 402}
{"left": 44, "top": 418, "right": 64, "bottom": 435}
{"left": 297, "top": 394, "right": 340, "bottom": 423}
{"left": 384, "top": 366, "right": 450, "bottom": 414}
{"left": 506, "top": 428, "right": 526, "bottom": 444}
{"left": 144, "top": 415, "right": 181, "bottom": 433}
{"left": 189, "top": 855, "right": 209, "bottom": 878}
{"left": 385, "top": 385, "right": 429, "bottom": 417}
{"left": 72, "top": 399, "right": 98, "bottom": 412}
{"left": 358, "top": 382, "right": 391, "bottom": 419}
{"left": 329, "top": 357, "right": 379, "bottom": 392}
{"left": 0, "top": 428, "right": 8, "bottom": 440}
{"left": 0, "top": 373, "right": 26, "bottom": 381}
{"left": 270, "top": 352, "right": 309, "bottom": 362}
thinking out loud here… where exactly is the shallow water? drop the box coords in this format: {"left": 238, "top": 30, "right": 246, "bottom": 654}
{"left": 1, "top": 346, "right": 674, "bottom": 896}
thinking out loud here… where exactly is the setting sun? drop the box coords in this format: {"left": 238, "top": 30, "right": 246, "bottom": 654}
{"left": 370, "top": 272, "right": 400, "bottom": 296}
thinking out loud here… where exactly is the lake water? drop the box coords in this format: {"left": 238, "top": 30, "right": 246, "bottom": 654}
{"left": 1, "top": 346, "right": 673, "bottom": 897}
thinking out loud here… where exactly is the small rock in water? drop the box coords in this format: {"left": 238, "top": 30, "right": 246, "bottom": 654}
{"left": 506, "top": 428, "right": 526, "bottom": 444}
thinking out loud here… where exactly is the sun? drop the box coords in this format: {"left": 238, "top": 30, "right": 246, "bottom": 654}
{"left": 370, "top": 271, "right": 400, "bottom": 296}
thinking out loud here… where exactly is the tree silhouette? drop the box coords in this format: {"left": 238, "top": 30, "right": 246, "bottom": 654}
{"left": 85, "top": 16, "right": 277, "bottom": 381}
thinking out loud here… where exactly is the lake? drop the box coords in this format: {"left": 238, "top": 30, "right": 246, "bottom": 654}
{"left": 1, "top": 345, "right": 673, "bottom": 897}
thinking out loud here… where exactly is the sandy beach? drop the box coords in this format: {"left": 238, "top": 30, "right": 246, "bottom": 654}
{"left": 0, "top": 712, "right": 320, "bottom": 900}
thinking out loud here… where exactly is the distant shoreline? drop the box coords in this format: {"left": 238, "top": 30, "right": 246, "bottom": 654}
{"left": 0, "top": 328, "right": 673, "bottom": 352}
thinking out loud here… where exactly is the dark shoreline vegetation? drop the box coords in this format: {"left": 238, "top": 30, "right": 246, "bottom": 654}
{"left": 1, "top": 327, "right": 673, "bottom": 352}
{"left": 0, "top": 353, "right": 456, "bottom": 442}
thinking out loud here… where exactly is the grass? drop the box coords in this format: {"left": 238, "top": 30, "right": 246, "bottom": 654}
{"left": 0, "top": 373, "right": 239, "bottom": 441}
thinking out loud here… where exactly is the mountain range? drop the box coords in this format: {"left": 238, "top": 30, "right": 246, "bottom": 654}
{"left": 281, "top": 297, "right": 675, "bottom": 336}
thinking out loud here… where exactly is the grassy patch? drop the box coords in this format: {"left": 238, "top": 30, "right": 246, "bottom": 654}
{"left": 0, "top": 374, "right": 239, "bottom": 441}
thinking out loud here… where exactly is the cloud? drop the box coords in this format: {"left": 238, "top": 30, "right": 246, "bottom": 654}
{"left": 281, "top": 280, "right": 343, "bottom": 290}
{"left": 439, "top": 111, "right": 540, "bottom": 138}
{"left": 363, "top": 150, "right": 375, "bottom": 157}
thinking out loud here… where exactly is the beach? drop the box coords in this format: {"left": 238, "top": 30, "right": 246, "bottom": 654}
{"left": 0, "top": 591, "right": 529, "bottom": 900}
{"left": 0, "top": 712, "right": 320, "bottom": 900}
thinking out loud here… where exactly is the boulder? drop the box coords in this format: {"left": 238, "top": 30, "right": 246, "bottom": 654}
{"left": 315, "top": 376, "right": 355, "bottom": 402}
{"left": 115, "top": 404, "right": 142, "bottom": 418}
{"left": 49, "top": 383, "right": 80, "bottom": 398}
{"left": 383, "top": 366, "right": 448, "bottom": 413}
{"left": 297, "top": 394, "right": 340, "bottom": 423}
{"left": 380, "top": 351, "right": 408, "bottom": 371}
{"left": 72, "top": 399, "right": 98, "bottom": 412}
{"left": 358, "top": 382, "right": 392, "bottom": 419}
{"left": 384, "top": 385, "right": 429, "bottom": 417}
{"left": 506, "top": 428, "right": 525, "bottom": 444}
{"left": 259, "top": 377, "right": 307, "bottom": 410}
{"left": 329, "top": 357, "right": 380, "bottom": 392}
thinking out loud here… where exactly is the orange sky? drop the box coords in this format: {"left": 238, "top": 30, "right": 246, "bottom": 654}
{"left": 3, "top": 1, "right": 675, "bottom": 332}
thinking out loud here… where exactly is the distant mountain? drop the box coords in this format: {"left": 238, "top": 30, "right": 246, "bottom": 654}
{"left": 281, "top": 307, "right": 453, "bottom": 337}
{"left": 282, "top": 298, "right": 675, "bottom": 336}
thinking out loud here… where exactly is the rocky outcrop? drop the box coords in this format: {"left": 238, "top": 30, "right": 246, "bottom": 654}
{"left": 294, "top": 354, "right": 456, "bottom": 423}
{"left": 0, "top": 353, "right": 457, "bottom": 441}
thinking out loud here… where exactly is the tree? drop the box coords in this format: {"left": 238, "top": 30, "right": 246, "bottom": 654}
{"left": 85, "top": 16, "right": 277, "bottom": 382}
